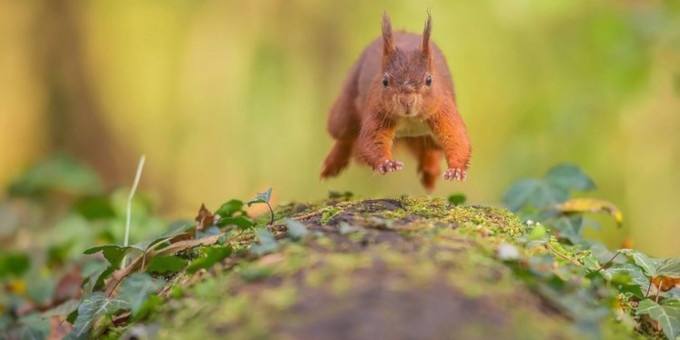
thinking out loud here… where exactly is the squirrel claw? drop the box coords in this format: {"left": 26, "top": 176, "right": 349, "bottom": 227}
{"left": 377, "top": 160, "right": 404, "bottom": 174}
{"left": 444, "top": 168, "right": 467, "bottom": 182}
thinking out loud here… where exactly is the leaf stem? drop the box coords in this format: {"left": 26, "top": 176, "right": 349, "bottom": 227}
{"left": 266, "top": 202, "right": 274, "bottom": 226}
{"left": 596, "top": 251, "right": 621, "bottom": 273}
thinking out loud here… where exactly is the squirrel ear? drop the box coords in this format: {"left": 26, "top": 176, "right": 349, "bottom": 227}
{"left": 421, "top": 12, "right": 432, "bottom": 59}
{"left": 382, "top": 12, "right": 394, "bottom": 56}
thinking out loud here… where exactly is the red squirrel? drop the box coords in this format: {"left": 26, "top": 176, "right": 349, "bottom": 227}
{"left": 321, "top": 13, "right": 471, "bottom": 191}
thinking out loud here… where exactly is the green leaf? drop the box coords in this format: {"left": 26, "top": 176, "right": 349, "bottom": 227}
{"left": 603, "top": 263, "right": 650, "bottom": 298}
{"left": 8, "top": 154, "right": 103, "bottom": 198}
{"left": 133, "top": 220, "right": 193, "bottom": 251}
{"left": 284, "top": 218, "right": 308, "bottom": 240}
{"left": 217, "top": 216, "right": 254, "bottom": 229}
{"left": 250, "top": 228, "right": 278, "bottom": 255}
{"left": 551, "top": 216, "right": 585, "bottom": 243}
{"left": 545, "top": 164, "right": 596, "bottom": 191}
{"left": 186, "top": 246, "right": 233, "bottom": 274}
{"left": 70, "top": 292, "right": 130, "bottom": 338}
{"left": 656, "top": 258, "right": 680, "bottom": 279}
{"left": 621, "top": 249, "right": 658, "bottom": 277}
{"left": 18, "top": 313, "right": 50, "bottom": 340}
{"left": 637, "top": 299, "right": 680, "bottom": 340}
{"left": 328, "top": 190, "right": 353, "bottom": 200}
{"left": 145, "top": 255, "right": 187, "bottom": 274}
{"left": 215, "top": 199, "right": 245, "bottom": 217}
{"left": 527, "top": 224, "right": 548, "bottom": 241}
{"left": 83, "top": 245, "right": 138, "bottom": 269}
{"left": 0, "top": 252, "right": 30, "bottom": 278}
{"left": 447, "top": 194, "right": 466, "bottom": 206}
{"left": 247, "top": 188, "right": 273, "bottom": 207}
{"left": 117, "top": 273, "right": 165, "bottom": 315}
{"left": 42, "top": 299, "right": 81, "bottom": 318}
{"left": 504, "top": 179, "right": 568, "bottom": 211}
{"left": 80, "top": 260, "right": 109, "bottom": 294}
{"left": 72, "top": 195, "right": 116, "bottom": 220}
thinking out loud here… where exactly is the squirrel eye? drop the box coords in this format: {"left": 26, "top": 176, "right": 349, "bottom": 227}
{"left": 382, "top": 75, "right": 389, "bottom": 87}
{"left": 425, "top": 74, "right": 432, "bottom": 86}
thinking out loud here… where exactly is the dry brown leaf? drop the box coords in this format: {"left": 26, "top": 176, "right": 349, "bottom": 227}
{"left": 651, "top": 276, "right": 680, "bottom": 292}
{"left": 195, "top": 203, "right": 214, "bottom": 232}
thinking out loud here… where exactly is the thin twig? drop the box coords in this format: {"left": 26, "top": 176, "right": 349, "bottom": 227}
{"left": 106, "top": 232, "right": 224, "bottom": 296}
{"left": 266, "top": 202, "right": 274, "bottom": 225}
{"left": 645, "top": 280, "right": 652, "bottom": 298}
{"left": 596, "top": 251, "right": 621, "bottom": 273}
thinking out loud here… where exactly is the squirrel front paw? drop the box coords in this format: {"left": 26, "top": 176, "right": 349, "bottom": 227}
{"left": 376, "top": 159, "right": 404, "bottom": 175}
{"left": 443, "top": 168, "right": 467, "bottom": 181}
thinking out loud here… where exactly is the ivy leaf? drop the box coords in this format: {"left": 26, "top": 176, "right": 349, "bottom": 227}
{"left": 133, "top": 220, "right": 194, "bottom": 251}
{"left": 215, "top": 199, "right": 245, "bottom": 217}
{"left": 117, "top": 273, "right": 165, "bottom": 315}
{"left": 83, "top": 245, "right": 139, "bottom": 269}
{"left": 42, "top": 299, "right": 81, "bottom": 318}
{"left": 621, "top": 249, "right": 658, "bottom": 277}
{"left": 145, "top": 255, "right": 187, "bottom": 274}
{"left": 504, "top": 179, "right": 568, "bottom": 211}
{"left": 551, "top": 216, "right": 585, "bottom": 244}
{"left": 18, "top": 313, "right": 50, "bottom": 340}
{"left": 80, "top": 260, "right": 109, "bottom": 294}
{"left": 637, "top": 299, "right": 680, "bottom": 340}
{"left": 186, "top": 246, "right": 233, "bottom": 274}
{"left": 247, "top": 188, "right": 272, "bottom": 207}
{"left": 603, "top": 263, "right": 650, "bottom": 298}
{"left": 217, "top": 216, "right": 254, "bottom": 230}
{"left": 545, "top": 164, "right": 596, "bottom": 191}
{"left": 250, "top": 228, "right": 278, "bottom": 255}
{"left": 70, "top": 292, "right": 130, "bottom": 338}
{"left": 284, "top": 218, "right": 308, "bottom": 241}
{"left": 656, "top": 258, "right": 680, "bottom": 279}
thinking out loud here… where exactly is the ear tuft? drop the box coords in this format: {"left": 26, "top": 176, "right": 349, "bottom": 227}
{"left": 421, "top": 11, "right": 432, "bottom": 58}
{"left": 382, "top": 12, "right": 394, "bottom": 56}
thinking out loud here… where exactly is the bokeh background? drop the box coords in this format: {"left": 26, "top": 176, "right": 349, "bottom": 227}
{"left": 0, "top": 0, "right": 678, "bottom": 256}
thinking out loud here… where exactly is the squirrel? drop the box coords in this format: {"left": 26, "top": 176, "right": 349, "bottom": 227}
{"left": 321, "top": 12, "right": 472, "bottom": 191}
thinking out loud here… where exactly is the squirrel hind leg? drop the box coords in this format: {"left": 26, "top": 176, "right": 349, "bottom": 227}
{"left": 418, "top": 149, "right": 441, "bottom": 192}
{"left": 321, "top": 139, "right": 355, "bottom": 178}
{"left": 405, "top": 137, "right": 442, "bottom": 191}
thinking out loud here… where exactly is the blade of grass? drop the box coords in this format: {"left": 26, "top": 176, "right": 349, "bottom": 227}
{"left": 122, "top": 155, "right": 146, "bottom": 267}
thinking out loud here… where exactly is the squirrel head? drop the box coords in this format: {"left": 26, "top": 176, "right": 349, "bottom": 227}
{"left": 380, "top": 12, "right": 436, "bottom": 118}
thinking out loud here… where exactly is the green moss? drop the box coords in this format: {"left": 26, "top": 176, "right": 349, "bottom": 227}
{"left": 127, "top": 197, "right": 646, "bottom": 340}
{"left": 319, "top": 206, "right": 341, "bottom": 225}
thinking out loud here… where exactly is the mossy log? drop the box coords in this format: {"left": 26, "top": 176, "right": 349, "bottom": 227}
{"left": 146, "top": 196, "right": 635, "bottom": 340}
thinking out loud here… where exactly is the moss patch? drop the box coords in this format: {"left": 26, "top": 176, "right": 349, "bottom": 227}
{"left": 129, "top": 197, "right": 639, "bottom": 340}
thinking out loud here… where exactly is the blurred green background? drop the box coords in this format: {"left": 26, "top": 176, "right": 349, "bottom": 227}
{"left": 0, "top": 0, "right": 678, "bottom": 256}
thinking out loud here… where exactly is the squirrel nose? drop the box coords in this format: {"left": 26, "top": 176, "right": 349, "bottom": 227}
{"left": 400, "top": 97, "right": 415, "bottom": 108}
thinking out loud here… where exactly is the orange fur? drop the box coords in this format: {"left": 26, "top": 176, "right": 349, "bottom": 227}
{"left": 321, "top": 13, "right": 471, "bottom": 189}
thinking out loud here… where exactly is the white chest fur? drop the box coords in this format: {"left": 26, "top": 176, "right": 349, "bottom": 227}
{"left": 394, "top": 117, "right": 433, "bottom": 138}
